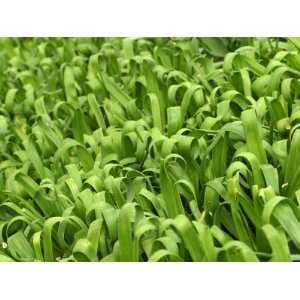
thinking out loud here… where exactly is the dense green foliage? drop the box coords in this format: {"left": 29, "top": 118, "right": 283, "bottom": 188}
{"left": 1, "top": 37, "right": 300, "bottom": 262}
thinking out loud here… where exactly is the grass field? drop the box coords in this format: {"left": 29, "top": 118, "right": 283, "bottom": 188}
{"left": 0, "top": 37, "right": 300, "bottom": 261}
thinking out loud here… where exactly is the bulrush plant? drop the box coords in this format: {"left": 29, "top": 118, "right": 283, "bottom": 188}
{"left": 0, "top": 37, "right": 300, "bottom": 262}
